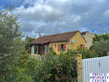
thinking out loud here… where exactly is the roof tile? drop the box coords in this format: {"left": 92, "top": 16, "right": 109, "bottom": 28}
{"left": 30, "top": 31, "right": 79, "bottom": 44}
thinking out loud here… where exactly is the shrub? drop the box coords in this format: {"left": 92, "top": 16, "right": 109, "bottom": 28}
{"left": 8, "top": 53, "right": 38, "bottom": 82}
{"left": 77, "top": 47, "right": 98, "bottom": 59}
{"left": 91, "top": 40, "right": 109, "bottom": 57}
{"left": 3, "top": 50, "right": 78, "bottom": 82}
{"left": 33, "top": 50, "right": 78, "bottom": 82}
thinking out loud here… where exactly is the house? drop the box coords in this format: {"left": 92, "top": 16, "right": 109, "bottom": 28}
{"left": 30, "top": 30, "right": 86, "bottom": 56}
{"left": 81, "top": 31, "right": 95, "bottom": 49}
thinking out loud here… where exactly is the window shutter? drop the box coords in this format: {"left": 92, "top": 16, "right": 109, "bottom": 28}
{"left": 58, "top": 44, "right": 60, "bottom": 51}
{"left": 63, "top": 44, "right": 66, "bottom": 51}
{"left": 80, "top": 44, "right": 81, "bottom": 48}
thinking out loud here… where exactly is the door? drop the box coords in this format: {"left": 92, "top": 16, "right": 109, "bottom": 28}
{"left": 38, "top": 45, "right": 41, "bottom": 54}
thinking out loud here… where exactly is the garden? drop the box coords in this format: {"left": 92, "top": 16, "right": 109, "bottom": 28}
{"left": 1, "top": 7, "right": 109, "bottom": 82}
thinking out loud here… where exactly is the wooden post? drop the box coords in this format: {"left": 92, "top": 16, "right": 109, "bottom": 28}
{"left": 72, "top": 51, "right": 82, "bottom": 82}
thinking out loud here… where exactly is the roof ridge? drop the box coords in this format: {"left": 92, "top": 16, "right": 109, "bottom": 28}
{"left": 30, "top": 30, "right": 80, "bottom": 45}
{"left": 41, "top": 30, "right": 79, "bottom": 37}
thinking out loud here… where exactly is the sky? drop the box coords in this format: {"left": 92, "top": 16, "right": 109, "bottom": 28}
{"left": 0, "top": 0, "right": 109, "bottom": 38}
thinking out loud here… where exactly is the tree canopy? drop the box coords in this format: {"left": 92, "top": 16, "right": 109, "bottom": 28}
{"left": 24, "top": 36, "right": 35, "bottom": 53}
{"left": 92, "top": 40, "right": 109, "bottom": 56}
{"left": 0, "top": 8, "right": 23, "bottom": 79}
{"left": 91, "top": 32, "right": 109, "bottom": 56}
{"left": 93, "top": 33, "right": 109, "bottom": 43}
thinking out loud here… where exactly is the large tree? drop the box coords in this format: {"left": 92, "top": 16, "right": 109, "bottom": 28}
{"left": 0, "top": 8, "right": 23, "bottom": 80}
{"left": 92, "top": 40, "right": 109, "bottom": 57}
{"left": 91, "top": 33, "right": 109, "bottom": 57}
{"left": 24, "top": 36, "right": 35, "bottom": 53}
{"left": 93, "top": 33, "right": 109, "bottom": 43}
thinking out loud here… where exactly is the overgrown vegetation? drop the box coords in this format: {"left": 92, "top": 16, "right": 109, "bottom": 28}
{"left": 93, "top": 33, "right": 109, "bottom": 43}
{"left": 0, "top": 7, "right": 23, "bottom": 81}
{"left": 77, "top": 47, "right": 98, "bottom": 59}
{"left": 1, "top": 50, "right": 78, "bottom": 82}
{"left": 91, "top": 40, "right": 109, "bottom": 57}
{"left": 33, "top": 50, "right": 78, "bottom": 82}
{"left": 24, "top": 36, "right": 35, "bottom": 53}
{"left": 78, "top": 32, "right": 109, "bottom": 58}
{"left": 91, "top": 33, "right": 109, "bottom": 57}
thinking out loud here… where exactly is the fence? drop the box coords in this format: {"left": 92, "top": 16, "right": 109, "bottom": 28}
{"left": 82, "top": 56, "right": 109, "bottom": 82}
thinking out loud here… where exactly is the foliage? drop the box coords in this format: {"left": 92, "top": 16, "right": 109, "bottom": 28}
{"left": 5, "top": 50, "right": 78, "bottom": 82}
{"left": 0, "top": 8, "right": 23, "bottom": 81}
{"left": 24, "top": 36, "right": 35, "bottom": 53}
{"left": 91, "top": 40, "right": 109, "bottom": 57}
{"left": 33, "top": 50, "right": 78, "bottom": 82}
{"left": 92, "top": 33, "right": 109, "bottom": 57}
{"left": 14, "top": 54, "right": 36, "bottom": 82}
{"left": 77, "top": 47, "right": 98, "bottom": 59}
{"left": 93, "top": 33, "right": 109, "bottom": 43}
{"left": 2, "top": 53, "right": 37, "bottom": 82}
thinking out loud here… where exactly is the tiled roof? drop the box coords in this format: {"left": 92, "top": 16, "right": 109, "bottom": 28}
{"left": 30, "top": 31, "right": 79, "bottom": 45}
{"left": 81, "top": 31, "right": 89, "bottom": 35}
{"left": 81, "top": 31, "right": 96, "bottom": 35}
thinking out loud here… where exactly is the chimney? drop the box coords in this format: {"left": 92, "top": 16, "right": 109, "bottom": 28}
{"left": 39, "top": 33, "right": 41, "bottom": 37}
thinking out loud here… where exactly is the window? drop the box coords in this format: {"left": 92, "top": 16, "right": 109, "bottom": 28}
{"left": 60, "top": 44, "right": 64, "bottom": 50}
{"left": 80, "top": 44, "right": 84, "bottom": 48}
{"left": 57, "top": 44, "right": 66, "bottom": 51}
{"left": 55, "top": 44, "right": 56, "bottom": 48}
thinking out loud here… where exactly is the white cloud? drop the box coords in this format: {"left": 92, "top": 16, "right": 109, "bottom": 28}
{"left": 72, "top": 15, "right": 81, "bottom": 23}
{"left": 16, "top": 4, "right": 64, "bottom": 21}
{"left": 103, "top": 9, "right": 109, "bottom": 17}
{"left": 15, "top": 0, "right": 109, "bottom": 37}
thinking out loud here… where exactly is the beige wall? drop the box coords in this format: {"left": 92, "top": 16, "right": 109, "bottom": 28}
{"left": 69, "top": 32, "right": 86, "bottom": 50}
{"left": 84, "top": 33, "right": 95, "bottom": 49}
{"left": 49, "top": 42, "right": 68, "bottom": 54}
{"left": 49, "top": 32, "right": 86, "bottom": 54}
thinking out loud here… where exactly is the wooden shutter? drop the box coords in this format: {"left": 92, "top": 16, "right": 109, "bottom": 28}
{"left": 58, "top": 44, "right": 60, "bottom": 51}
{"left": 63, "top": 44, "right": 66, "bottom": 51}
{"left": 80, "top": 44, "right": 81, "bottom": 48}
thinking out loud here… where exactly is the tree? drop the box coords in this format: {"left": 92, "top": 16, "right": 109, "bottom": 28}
{"left": 92, "top": 40, "right": 109, "bottom": 57}
{"left": 0, "top": 8, "right": 23, "bottom": 80}
{"left": 77, "top": 47, "right": 98, "bottom": 59}
{"left": 91, "top": 33, "right": 109, "bottom": 57}
{"left": 33, "top": 50, "right": 78, "bottom": 81}
{"left": 24, "top": 36, "right": 35, "bottom": 53}
{"left": 5, "top": 50, "right": 78, "bottom": 81}
{"left": 93, "top": 33, "right": 109, "bottom": 43}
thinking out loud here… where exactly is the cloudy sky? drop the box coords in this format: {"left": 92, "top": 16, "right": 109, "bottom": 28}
{"left": 1, "top": 0, "right": 109, "bottom": 38}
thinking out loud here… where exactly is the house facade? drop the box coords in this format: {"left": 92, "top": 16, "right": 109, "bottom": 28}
{"left": 81, "top": 31, "right": 95, "bottom": 49}
{"left": 30, "top": 31, "right": 86, "bottom": 56}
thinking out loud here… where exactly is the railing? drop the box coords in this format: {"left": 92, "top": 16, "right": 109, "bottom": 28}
{"left": 82, "top": 56, "right": 109, "bottom": 82}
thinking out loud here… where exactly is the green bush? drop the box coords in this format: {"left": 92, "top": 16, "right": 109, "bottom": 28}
{"left": 91, "top": 40, "right": 109, "bottom": 57}
{"left": 2, "top": 50, "right": 78, "bottom": 82}
{"left": 77, "top": 47, "right": 98, "bottom": 59}
{"left": 5, "top": 53, "right": 38, "bottom": 82}
{"left": 15, "top": 54, "right": 39, "bottom": 82}
{"left": 33, "top": 50, "right": 78, "bottom": 82}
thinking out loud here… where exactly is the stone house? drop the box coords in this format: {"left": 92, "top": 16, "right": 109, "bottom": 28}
{"left": 81, "top": 31, "right": 95, "bottom": 49}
